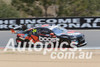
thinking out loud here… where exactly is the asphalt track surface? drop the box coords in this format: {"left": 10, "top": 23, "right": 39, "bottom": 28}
{"left": 0, "top": 30, "right": 100, "bottom": 49}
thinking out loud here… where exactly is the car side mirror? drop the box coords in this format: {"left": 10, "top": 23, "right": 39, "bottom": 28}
{"left": 50, "top": 33, "right": 54, "bottom": 36}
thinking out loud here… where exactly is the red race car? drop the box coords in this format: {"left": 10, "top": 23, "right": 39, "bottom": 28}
{"left": 11, "top": 25, "right": 87, "bottom": 48}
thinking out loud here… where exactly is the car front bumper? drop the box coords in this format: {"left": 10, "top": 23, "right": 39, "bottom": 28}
{"left": 77, "top": 42, "right": 87, "bottom": 47}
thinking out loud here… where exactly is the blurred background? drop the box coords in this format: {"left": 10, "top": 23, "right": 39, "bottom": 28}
{"left": 1, "top": 0, "right": 100, "bottom": 18}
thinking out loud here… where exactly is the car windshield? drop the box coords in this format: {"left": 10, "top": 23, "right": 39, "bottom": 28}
{"left": 52, "top": 27, "right": 67, "bottom": 35}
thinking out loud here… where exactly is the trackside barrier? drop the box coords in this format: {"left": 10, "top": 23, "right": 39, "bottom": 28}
{"left": 0, "top": 17, "right": 100, "bottom": 30}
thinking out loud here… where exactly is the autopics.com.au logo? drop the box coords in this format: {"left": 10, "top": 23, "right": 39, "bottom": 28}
{"left": 3, "top": 36, "right": 93, "bottom": 60}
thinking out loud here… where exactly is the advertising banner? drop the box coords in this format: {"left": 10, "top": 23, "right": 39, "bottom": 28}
{"left": 0, "top": 17, "right": 100, "bottom": 30}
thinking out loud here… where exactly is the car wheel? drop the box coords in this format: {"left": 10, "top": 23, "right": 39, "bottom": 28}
{"left": 59, "top": 39, "right": 71, "bottom": 48}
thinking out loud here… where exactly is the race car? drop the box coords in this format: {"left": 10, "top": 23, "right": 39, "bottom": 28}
{"left": 11, "top": 25, "right": 87, "bottom": 48}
